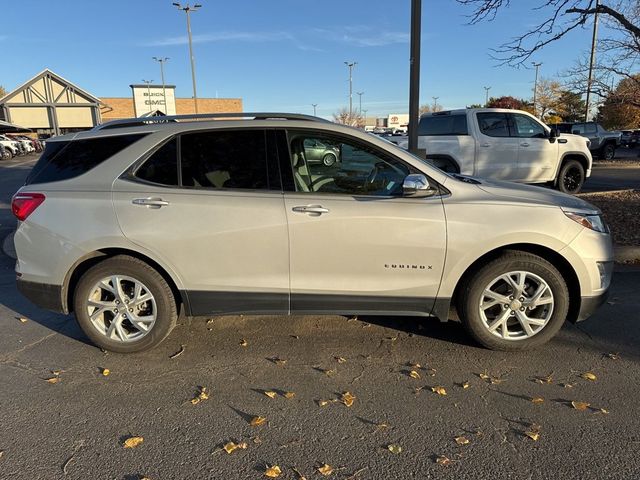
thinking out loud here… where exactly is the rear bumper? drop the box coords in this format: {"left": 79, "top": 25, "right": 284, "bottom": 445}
{"left": 17, "top": 278, "right": 66, "bottom": 313}
{"left": 576, "top": 289, "right": 610, "bottom": 322}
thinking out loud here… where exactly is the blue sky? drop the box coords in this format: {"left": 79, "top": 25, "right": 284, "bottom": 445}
{"left": 1, "top": 0, "right": 602, "bottom": 118}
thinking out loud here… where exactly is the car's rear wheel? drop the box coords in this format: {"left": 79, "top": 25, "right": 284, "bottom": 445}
{"left": 457, "top": 251, "right": 569, "bottom": 351}
{"left": 322, "top": 153, "right": 337, "bottom": 167}
{"left": 601, "top": 143, "right": 616, "bottom": 160}
{"left": 557, "top": 159, "right": 585, "bottom": 194}
{"left": 1, "top": 149, "right": 11, "bottom": 161}
{"left": 73, "top": 255, "right": 177, "bottom": 353}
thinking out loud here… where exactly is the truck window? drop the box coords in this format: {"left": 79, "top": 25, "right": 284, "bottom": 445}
{"left": 418, "top": 115, "right": 468, "bottom": 136}
{"left": 477, "top": 113, "right": 510, "bottom": 137}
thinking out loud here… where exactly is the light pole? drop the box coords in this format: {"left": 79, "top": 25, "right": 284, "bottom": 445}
{"left": 362, "top": 109, "right": 368, "bottom": 127}
{"left": 408, "top": 0, "right": 421, "bottom": 154}
{"left": 173, "top": 2, "right": 201, "bottom": 114}
{"left": 153, "top": 56, "right": 169, "bottom": 114}
{"left": 312, "top": 103, "right": 318, "bottom": 116}
{"left": 357, "top": 91, "right": 364, "bottom": 114}
{"left": 483, "top": 86, "right": 491, "bottom": 106}
{"left": 585, "top": 0, "right": 600, "bottom": 122}
{"left": 142, "top": 79, "right": 154, "bottom": 113}
{"left": 432, "top": 96, "right": 439, "bottom": 111}
{"left": 532, "top": 62, "right": 542, "bottom": 117}
{"left": 344, "top": 61, "right": 357, "bottom": 116}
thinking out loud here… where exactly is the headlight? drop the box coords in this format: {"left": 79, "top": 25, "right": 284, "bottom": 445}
{"left": 563, "top": 210, "right": 609, "bottom": 233}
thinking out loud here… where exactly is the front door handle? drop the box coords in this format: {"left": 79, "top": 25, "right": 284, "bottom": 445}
{"left": 292, "top": 205, "right": 329, "bottom": 216}
{"left": 520, "top": 142, "right": 530, "bottom": 147}
{"left": 132, "top": 197, "right": 170, "bottom": 209}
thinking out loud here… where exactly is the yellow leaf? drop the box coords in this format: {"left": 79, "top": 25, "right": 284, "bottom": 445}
{"left": 461, "top": 381, "right": 470, "bottom": 389}
{"left": 436, "top": 455, "right": 451, "bottom": 466}
{"left": 250, "top": 416, "right": 267, "bottom": 426}
{"left": 408, "top": 362, "right": 422, "bottom": 369}
{"left": 324, "top": 368, "right": 337, "bottom": 377}
{"left": 46, "top": 377, "right": 60, "bottom": 384}
{"left": 264, "top": 391, "right": 277, "bottom": 399}
{"left": 426, "top": 368, "right": 437, "bottom": 377}
{"left": 284, "top": 392, "right": 295, "bottom": 399}
{"left": 102, "top": 368, "right": 110, "bottom": 376}
{"left": 341, "top": 391, "right": 356, "bottom": 407}
{"left": 264, "top": 465, "right": 282, "bottom": 478}
{"left": 571, "top": 401, "right": 591, "bottom": 411}
{"left": 524, "top": 430, "right": 540, "bottom": 441}
{"left": 562, "top": 383, "right": 574, "bottom": 389}
{"left": 531, "top": 397, "right": 545, "bottom": 404}
{"left": 581, "top": 372, "right": 597, "bottom": 381}
{"left": 318, "top": 399, "right": 332, "bottom": 407}
{"left": 240, "top": 339, "right": 248, "bottom": 347}
{"left": 223, "top": 441, "right": 247, "bottom": 454}
{"left": 489, "top": 377, "right": 503, "bottom": 385}
{"left": 51, "top": 370, "right": 62, "bottom": 376}
{"left": 535, "top": 374, "right": 553, "bottom": 384}
{"left": 18, "top": 317, "right": 27, "bottom": 323}
{"left": 454, "top": 436, "right": 470, "bottom": 445}
{"left": 387, "top": 444, "right": 402, "bottom": 454}
{"left": 478, "top": 372, "right": 490, "bottom": 380}
{"left": 335, "top": 357, "right": 347, "bottom": 364}
{"left": 409, "top": 370, "right": 420, "bottom": 379}
{"left": 123, "top": 436, "right": 144, "bottom": 448}
{"left": 273, "top": 358, "right": 287, "bottom": 365}
{"left": 317, "top": 464, "right": 334, "bottom": 476}
{"left": 431, "top": 386, "right": 447, "bottom": 396}
{"left": 599, "top": 408, "right": 610, "bottom": 414}
{"left": 191, "top": 386, "right": 209, "bottom": 404}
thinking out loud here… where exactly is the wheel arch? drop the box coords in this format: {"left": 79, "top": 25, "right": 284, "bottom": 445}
{"left": 425, "top": 154, "right": 461, "bottom": 174}
{"left": 63, "top": 248, "right": 189, "bottom": 315}
{"left": 445, "top": 243, "right": 581, "bottom": 324}
{"left": 556, "top": 153, "right": 590, "bottom": 182}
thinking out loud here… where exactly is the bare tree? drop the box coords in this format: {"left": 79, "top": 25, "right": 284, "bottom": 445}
{"left": 333, "top": 108, "right": 364, "bottom": 127}
{"left": 419, "top": 103, "right": 443, "bottom": 116}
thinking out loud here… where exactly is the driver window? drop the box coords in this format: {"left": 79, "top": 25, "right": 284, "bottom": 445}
{"left": 289, "top": 133, "right": 411, "bottom": 196}
{"left": 512, "top": 114, "right": 546, "bottom": 138}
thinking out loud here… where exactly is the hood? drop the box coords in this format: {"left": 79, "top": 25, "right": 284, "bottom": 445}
{"left": 454, "top": 175, "right": 599, "bottom": 212}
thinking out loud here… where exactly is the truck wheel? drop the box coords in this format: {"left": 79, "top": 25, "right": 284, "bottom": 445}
{"left": 557, "top": 160, "right": 585, "bottom": 194}
{"left": 73, "top": 255, "right": 178, "bottom": 353}
{"left": 601, "top": 143, "right": 615, "bottom": 160}
{"left": 457, "top": 251, "right": 569, "bottom": 351}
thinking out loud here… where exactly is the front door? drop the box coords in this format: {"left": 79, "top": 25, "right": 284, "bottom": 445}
{"left": 280, "top": 129, "right": 447, "bottom": 315}
{"left": 510, "top": 113, "right": 558, "bottom": 183}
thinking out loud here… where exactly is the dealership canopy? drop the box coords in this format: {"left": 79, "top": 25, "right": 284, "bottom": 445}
{"left": 0, "top": 120, "right": 32, "bottom": 133}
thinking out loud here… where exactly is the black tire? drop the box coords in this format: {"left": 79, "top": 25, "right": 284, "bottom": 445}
{"left": 3, "top": 149, "right": 13, "bottom": 161}
{"left": 556, "top": 159, "right": 585, "bottom": 194}
{"left": 73, "top": 255, "right": 177, "bottom": 353}
{"left": 601, "top": 143, "right": 616, "bottom": 160}
{"left": 457, "top": 251, "right": 569, "bottom": 351}
{"left": 322, "top": 153, "right": 337, "bottom": 167}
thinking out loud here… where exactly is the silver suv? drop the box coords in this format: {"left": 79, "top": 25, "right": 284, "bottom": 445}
{"left": 12, "top": 113, "right": 613, "bottom": 353}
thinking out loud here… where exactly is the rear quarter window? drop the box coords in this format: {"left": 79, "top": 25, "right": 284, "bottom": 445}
{"left": 418, "top": 115, "right": 468, "bottom": 136}
{"left": 26, "top": 134, "right": 148, "bottom": 185}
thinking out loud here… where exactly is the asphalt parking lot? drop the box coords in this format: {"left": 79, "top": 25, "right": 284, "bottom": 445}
{"left": 1, "top": 155, "right": 640, "bottom": 479}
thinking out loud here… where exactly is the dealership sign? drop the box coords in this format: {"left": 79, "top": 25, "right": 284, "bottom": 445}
{"left": 131, "top": 84, "right": 177, "bottom": 116}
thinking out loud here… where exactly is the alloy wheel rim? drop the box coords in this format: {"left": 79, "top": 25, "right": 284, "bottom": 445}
{"left": 479, "top": 270, "right": 554, "bottom": 340}
{"left": 563, "top": 166, "right": 581, "bottom": 192}
{"left": 86, "top": 275, "right": 157, "bottom": 343}
{"left": 323, "top": 155, "right": 335, "bottom": 166}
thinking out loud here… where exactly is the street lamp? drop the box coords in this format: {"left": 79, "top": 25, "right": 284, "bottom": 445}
{"left": 173, "top": 2, "right": 202, "bottom": 114}
{"left": 312, "top": 103, "right": 318, "bottom": 116}
{"left": 483, "top": 86, "right": 491, "bottom": 106}
{"left": 142, "top": 79, "right": 154, "bottom": 113}
{"left": 357, "top": 91, "right": 364, "bottom": 114}
{"left": 153, "top": 56, "right": 169, "bottom": 114}
{"left": 362, "top": 109, "right": 368, "bottom": 127}
{"left": 344, "top": 61, "right": 357, "bottom": 116}
{"left": 532, "top": 62, "right": 542, "bottom": 117}
{"left": 432, "top": 96, "right": 439, "bottom": 111}
{"left": 585, "top": 0, "right": 600, "bottom": 122}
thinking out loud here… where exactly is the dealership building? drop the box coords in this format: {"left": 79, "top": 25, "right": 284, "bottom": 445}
{"left": 0, "top": 69, "right": 242, "bottom": 137}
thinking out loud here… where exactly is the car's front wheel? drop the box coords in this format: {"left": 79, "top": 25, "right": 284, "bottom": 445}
{"left": 322, "top": 153, "right": 337, "bottom": 167}
{"left": 557, "top": 159, "right": 585, "bottom": 194}
{"left": 457, "top": 251, "right": 569, "bottom": 351}
{"left": 601, "top": 143, "right": 616, "bottom": 160}
{"left": 73, "top": 255, "right": 177, "bottom": 353}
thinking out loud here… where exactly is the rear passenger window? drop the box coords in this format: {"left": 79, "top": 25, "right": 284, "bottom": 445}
{"left": 477, "top": 113, "right": 510, "bottom": 137}
{"left": 418, "top": 115, "right": 468, "bottom": 136}
{"left": 180, "top": 130, "right": 270, "bottom": 190}
{"left": 135, "top": 139, "right": 178, "bottom": 186}
{"left": 26, "top": 134, "right": 148, "bottom": 185}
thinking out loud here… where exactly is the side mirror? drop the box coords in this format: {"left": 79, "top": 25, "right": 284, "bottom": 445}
{"left": 403, "top": 174, "right": 432, "bottom": 197}
{"left": 549, "top": 127, "right": 559, "bottom": 139}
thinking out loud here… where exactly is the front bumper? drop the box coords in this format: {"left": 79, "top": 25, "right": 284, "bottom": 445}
{"left": 576, "top": 289, "right": 610, "bottom": 322}
{"left": 17, "top": 278, "right": 66, "bottom": 313}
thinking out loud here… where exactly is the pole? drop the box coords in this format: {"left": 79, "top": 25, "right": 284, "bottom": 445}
{"left": 312, "top": 103, "right": 318, "bottom": 116}
{"left": 154, "top": 57, "right": 169, "bottom": 114}
{"left": 532, "top": 62, "right": 542, "bottom": 117}
{"left": 408, "top": 0, "right": 421, "bottom": 154}
{"left": 432, "top": 96, "right": 439, "bottom": 111}
{"left": 142, "top": 80, "right": 153, "bottom": 113}
{"left": 585, "top": 0, "right": 600, "bottom": 122}
{"left": 357, "top": 91, "right": 364, "bottom": 114}
{"left": 362, "top": 109, "right": 368, "bottom": 127}
{"left": 344, "top": 62, "right": 357, "bottom": 116}
{"left": 484, "top": 86, "right": 491, "bottom": 106}
{"left": 185, "top": 9, "right": 199, "bottom": 113}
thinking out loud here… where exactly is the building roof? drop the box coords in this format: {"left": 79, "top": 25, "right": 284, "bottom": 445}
{"left": 0, "top": 68, "right": 101, "bottom": 105}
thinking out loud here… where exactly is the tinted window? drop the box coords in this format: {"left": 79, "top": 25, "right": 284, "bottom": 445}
{"left": 477, "top": 113, "right": 510, "bottom": 137}
{"left": 26, "top": 134, "right": 147, "bottom": 185}
{"left": 135, "top": 138, "right": 178, "bottom": 186}
{"left": 180, "top": 130, "right": 270, "bottom": 190}
{"left": 418, "top": 115, "right": 468, "bottom": 136}
{"left": 511, "top": 114, "right": 546, "bottom": 138}
{"left": 289, "top": 132, "right": 411, "bottom": 196}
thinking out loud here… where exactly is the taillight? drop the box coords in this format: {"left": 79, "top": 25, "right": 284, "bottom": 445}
{"left": 12, "top": 193, "right": 45, "bottom": 221}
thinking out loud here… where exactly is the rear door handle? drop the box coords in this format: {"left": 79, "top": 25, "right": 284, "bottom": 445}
{"left": 481, "top": 142, "right": 490, "bottom": 147}
{"left": 292, "top": 205, "right": 329, "bottom": 215}
{"left": 520, "top": 142, "right": 530, "bottom": 147}
{"left": 132, "top": 197, "right": 170, "bottom": 209}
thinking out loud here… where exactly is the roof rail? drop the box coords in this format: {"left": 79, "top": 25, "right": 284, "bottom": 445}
{"left": 95, "top": 112, "right": 331, "bottom": 130}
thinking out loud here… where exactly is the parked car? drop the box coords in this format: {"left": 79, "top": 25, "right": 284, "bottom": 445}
{"left": 0, "top": 143, "right": 8, "bottom": 161}
{"left": 8, "top": 135, "right": 35, "bottom": 154}
{"left": 303, "top": 138, "right": 340, "bottom": 166}
{"left": 0, "top": 135, "right": 20, "bottom": 159}
{"left": 398, "top": 109, "right": 593, "bottom": 194}
{"left": 555, "top": 122, "right": 621, "bottom": 160}
{"left": 13, "top": 113, "right": 612, "bottom": 353}
{"left": 620, "top": 130, "right": 634, "bottom": 147}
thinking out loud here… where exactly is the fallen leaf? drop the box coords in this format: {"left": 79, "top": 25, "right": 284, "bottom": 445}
{"left": 206, "top": 318, "right": 215, "bottom": 324}
{"left": 317, "top": 464, "right": 334, "bottom": 476}
{"left": 362, "top": 323, "right": 371, "bottom": 328}
{"left": 190, "top": 386, "right": 209, "bottom": 404}
{"left": 250, "top": 416, "right": 267, "bottom": 426}
{"left": 598, "top": 408, "right": 610, "bottom": 414}
{"left": 387, "top": 444, "right": 402, "bottom": 454}
{"left": 17, "top": 317, "right": 27, "bottom": 323}
{"left": 101, "top": 368, "right": 110, "bottom": 376}
{"left": 374, "top": 422, "right": 389, "bottom": 432}
{"left": 264, "top": 465, "right": 282, "bottom": 478}
{"left": 318, "top": 399, "right": 334, "bottom": 407}
{"left": 478, "top": 372, "right": 490, "bottom": 380}
{"left": 426, "top": 368, "right": 437, "bottom": 377}
{"left": 323, "top": 368, "right": 337, "bottom": 377}
{"left": 606, "top": 352, "right": 620, "bottom": 360}
{"left": 561, "top": 383, "right": 575, "bottom": 389}
{"left": 45, "top": 377, "right": 60, "bottom": 384}
{"left": 489, "top": 377, "right": 504, "bottom": 385}
{"left": 284, "top": 392, "right": 296, "bottom": 399}
{"left": 169, "top": 345, "right": 185, "bottom": 359}
{"left": 273, "top": 358, "right": 287, "bottom": 365}
{"left": 524, "top": 424, "right": 541, "bottom": 441}
{"left": 431, "top": 386, "right": 447, "bottom": 396}
{"left": 341, "top": 391, "right": 356, "bottom": 407}
{"left": 264, "top": 391, "right": 277, "bottom": 399}
{"left": 461, "top": 381, "right": 470, "bottom": 389}
{"left": 531, "top": 397, "right": 545, "bottom": 404}
{"left": 409, "top": 370, "right": 421, "bottom": 379}
{"left": 335, "top": 357, "right": 347, "bottom": 364}
{"left": 454, "top": 436, "right": 470, "bottom": 445}
{"left": 581, "top": 372, "right": 597, "bottom": 381}
{"left": 436, "top": 455, "right": 451, "bottom": 466}
{"left": 571, "top": 401, "right": 591, "bottom": 411}
{"left": 223, "top": 441, "right": 248, "bottom": 454}
{"left": 51, "top": 370, "right": 62, "bottom": 376}
{"left": 240, "top": 339, "right": 248, "bottom": 347}
{"left": 534, "top": 374, "right": 553, "bottom": 384}
{"left": 408, "top": 362, "right": 422, "bottom": 369}
{"left": 123, "top": 436, "right": 144, "bottom": 448}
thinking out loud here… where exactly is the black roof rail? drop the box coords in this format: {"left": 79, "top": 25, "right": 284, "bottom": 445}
{"left": 95, "top": 112, "right": 331, "bottom": 130}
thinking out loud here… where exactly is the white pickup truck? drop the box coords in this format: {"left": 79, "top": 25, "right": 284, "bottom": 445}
{"left": 399, "top": 108, "right": 593, "bottom": 193}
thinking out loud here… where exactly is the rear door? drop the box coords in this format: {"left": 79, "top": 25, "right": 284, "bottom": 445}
{"left": 510, "top": 113, "right": 558, "bottom": 183}
{"left": 474, "top": 112, "right": 520, "bottom": 180}
{"left": 279, "top": 129, "right": 446, "bottom": 316}
{"left": 112, "top": 129, "right": 290, "bottom": 316}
